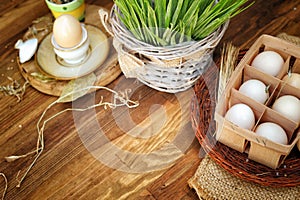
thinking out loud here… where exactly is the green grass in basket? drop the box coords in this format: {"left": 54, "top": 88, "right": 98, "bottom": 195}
{"left": 114, "top": 0, "right": 254, "bottom": 46}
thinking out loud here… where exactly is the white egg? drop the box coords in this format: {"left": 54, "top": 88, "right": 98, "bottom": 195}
{"left": 272, "top": 95, "right": 300, "bottom": 123}
{"left": 239, "top": 79, "right": 269, "bottom": 104}
{"left": 251, "top": 51, "right": 284, "bottom": 76}
{"left": 282, "top": 73, "right": 300, "bottom": 89}
{"left": 225, "top": 103, "right": 255, "bottom": 130}
{"left": 255, "top": 122, "right": 288, "bottom": 145}
{"left": 53, "top": 14, "right": 83, "bottom": 48}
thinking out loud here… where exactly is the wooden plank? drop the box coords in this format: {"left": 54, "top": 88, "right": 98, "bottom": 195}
{"left": 146, "top": 142, "right": 201, "bottom": 200}
{"left": 219, "top": 1, "right": 300, "bottom": 49}
{"left": 1, "top": 0, "right": 300, "bottom": 199}
{"left": 0, "top": 0, "right": 49, "bottom": 48}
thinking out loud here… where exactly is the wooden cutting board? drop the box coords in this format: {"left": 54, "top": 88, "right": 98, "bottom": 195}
{"left": 18, "top": 4, "right": 121, "bottom": 97}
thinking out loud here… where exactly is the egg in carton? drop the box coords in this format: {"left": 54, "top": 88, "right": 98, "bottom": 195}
{"left": 215, "top": 34, "right": 300, "bottom": 169}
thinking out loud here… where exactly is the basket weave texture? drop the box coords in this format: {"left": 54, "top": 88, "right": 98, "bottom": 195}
{"left": 191, "top": 49, "right": 300, "bottom": 187}
{"left": 99, "top": 5, "right": 228, "bottom": 93}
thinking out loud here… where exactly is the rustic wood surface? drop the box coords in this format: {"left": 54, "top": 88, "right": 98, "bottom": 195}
{"left": 0, "top": 0, "right": 299, "bottom": 199}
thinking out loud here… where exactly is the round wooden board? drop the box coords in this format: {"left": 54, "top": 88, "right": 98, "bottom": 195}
{"left": 18, "top": 4, "right": 121, "bottom": 96}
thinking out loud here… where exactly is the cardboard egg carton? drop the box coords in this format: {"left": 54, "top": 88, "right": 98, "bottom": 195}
{"left": 215, "top": 34, "right": 300, "bottom": 169}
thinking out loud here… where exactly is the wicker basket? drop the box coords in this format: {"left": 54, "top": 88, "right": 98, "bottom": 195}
{"left": 191, "top": 39, "right": 300, "bottom": 187}
{"left": 99, "top": 5, "right": 228, "bottom": 93}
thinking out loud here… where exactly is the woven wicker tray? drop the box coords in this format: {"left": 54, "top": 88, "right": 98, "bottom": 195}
{"left": 191, "top": 50, "right": 300, "bottom": 187}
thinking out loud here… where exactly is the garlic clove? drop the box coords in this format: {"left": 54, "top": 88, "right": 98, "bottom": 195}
{"left": 15, "top": 38, "right": 38, "bottom": 63}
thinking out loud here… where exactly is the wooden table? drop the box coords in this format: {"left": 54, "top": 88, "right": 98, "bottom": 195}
{"left": 0, "top": 1, "right": 299, "bottom": 199}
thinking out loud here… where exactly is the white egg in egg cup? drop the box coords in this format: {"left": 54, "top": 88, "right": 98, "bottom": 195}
{"left": 36, "top": 24, "right": 109, "bottom": 79}
{"left": 51, "top": 24, "right": 89, "bottom": 65}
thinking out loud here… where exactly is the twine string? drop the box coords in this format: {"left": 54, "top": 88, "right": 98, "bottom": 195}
{"left": 0, "top": 173, "right": 7, "bottom": 200}
{"left": 5, "top": 86, "right": 139, "bottom": 188}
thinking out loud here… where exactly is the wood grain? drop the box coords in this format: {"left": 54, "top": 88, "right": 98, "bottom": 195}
{"left": 0, "top": 0, "right": 300, "bottom": 200}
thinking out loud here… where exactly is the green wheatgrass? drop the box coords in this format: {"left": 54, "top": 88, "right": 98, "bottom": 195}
{"left": 114, "top": 0, "right": 254, "bottom": 46}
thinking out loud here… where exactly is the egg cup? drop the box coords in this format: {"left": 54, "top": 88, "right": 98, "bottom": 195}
{"left": 36, "top": 24, "right": 109, "bottom": 79}
{"left": 45, "top": 0, "right": 85, "bottom": 21}
{"left": 51, "top": 24, "right": 89, "bottom": 65}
